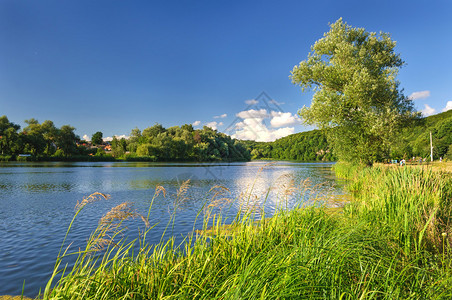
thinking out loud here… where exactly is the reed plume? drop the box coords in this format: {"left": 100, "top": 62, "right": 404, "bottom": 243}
{"left": 207, "top": 186, "right": 231, "bottom": 207}
{"left": 176, "top": 179, "right": 190, "bottom": 200}
{"left": 75, "top": 192, "right": 110, "bottom": 212}
{"left": 88, "top": 201, "right": 150, "bottom": 252}
{"left": 155, "top": 185, "right": 166, "bottom": 198}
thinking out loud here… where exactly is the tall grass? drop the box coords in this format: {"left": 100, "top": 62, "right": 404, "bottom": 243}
{"left": 41, "top": 163, "right": 452, "bottom": 299}
{"left": 337, "top": 162, "right": 452, "bottom": 255}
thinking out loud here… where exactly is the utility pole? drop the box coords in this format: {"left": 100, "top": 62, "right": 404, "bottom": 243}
{"left": 430, "top": 131, "right": 433, "bottom": 162}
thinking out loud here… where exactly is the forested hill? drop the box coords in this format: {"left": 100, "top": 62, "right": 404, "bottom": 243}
{"left": 393, "top": 109, "right": 452, "bottom": 159}
{"left": 243, "top": 130, "right": 335, "bottom": 162}
{"left": 244, "top": 109, "right": 452, "bottom": 162}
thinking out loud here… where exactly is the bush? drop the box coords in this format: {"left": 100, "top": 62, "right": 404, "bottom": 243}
{"left": 0, "top": 155, "right": 13, "bottom": 161}
{"left": 124, "top": 154, "right": 157, "bottom": 162}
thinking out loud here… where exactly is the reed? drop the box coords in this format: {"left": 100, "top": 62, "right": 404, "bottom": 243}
{"left": 340, "top": 162, "right": 452, "bottom": 254}
{"left": 41, "top": 163, "right": 452, "bottom": 299}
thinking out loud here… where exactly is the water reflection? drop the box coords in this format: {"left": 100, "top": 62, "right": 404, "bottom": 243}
{"left": 0, "top": 161, "right": 343, "bottom": 297}
{"left": 22, "top": 183, "right": 74, "bottom": 193}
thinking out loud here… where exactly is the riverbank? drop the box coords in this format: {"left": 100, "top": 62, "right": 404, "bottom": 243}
{"left": 34, "top": 161, "right": 452, "bottom": 299}
{"left": 404, "top": 161, "right": 452, "bottom": 173}
{"left": 0, "top": 154, "right": 251, "bottom": 163}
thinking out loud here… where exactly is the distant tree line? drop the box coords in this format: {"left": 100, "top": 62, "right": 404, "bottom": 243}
{"left": 0, "top": 116, "right": 250, "bottom": 162}
{"left": 122, "top": 123, "right": 250, "bottom": 162}
{"left": 2, "top": 110, "right": 450, "bottom": 163}
{"left": 0, "top": 116, "right": 79, "bottom": 158}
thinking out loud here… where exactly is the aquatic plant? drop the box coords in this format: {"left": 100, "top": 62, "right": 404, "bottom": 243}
{"left": 41, "top": 164, "right": 452, "bottom": 299}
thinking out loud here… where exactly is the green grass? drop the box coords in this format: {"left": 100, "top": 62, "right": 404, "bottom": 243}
{"left": 41, "top": 164, "right": 452, "bottom": 299}
{"left": 0, "top": 155, "right": 13, "bottom": 161}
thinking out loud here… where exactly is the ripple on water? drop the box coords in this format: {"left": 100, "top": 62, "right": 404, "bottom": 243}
{"left": 0, "top": 161, "right": 342, "bottom": 297}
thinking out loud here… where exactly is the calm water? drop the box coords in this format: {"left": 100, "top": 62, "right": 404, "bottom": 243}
{"left": 0, "top": 161, "right": 342, "bottom": 297}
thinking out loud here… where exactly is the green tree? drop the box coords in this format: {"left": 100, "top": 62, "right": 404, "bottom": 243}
{"left": 91, "top": 131, "right": 103, "bottom": 145}
{"left": 127, "top": 127, "right": 142, "bottom": 153}
{"left": 23, "top": 118, "right": 46, "bottom": 155}
{"left": 111, "top": 136, "right": 127, "bottom": 157}
{"left": 181, "top": 124, "right": 194, "bottom": 132}
{"left": 56, "top": 125, "right": 79, "bottom": 156}
{"left": 142, "top": 123, "right": 166, "bottom": 140}
{"left": 446, "top": 144, "right": 452, "bottom": 160}
{"left": 290, "top": 19, "right": 418, "bottom": 165}
{"left": 41, "top": 120, "right": 58, "bottom": 155}
{"left": 0, "top": 115, "right": 21, "bottom": 155}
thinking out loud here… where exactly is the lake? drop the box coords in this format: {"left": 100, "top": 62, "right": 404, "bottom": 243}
{"left": 0, "top": 161, "right": 343, "bottom": 297}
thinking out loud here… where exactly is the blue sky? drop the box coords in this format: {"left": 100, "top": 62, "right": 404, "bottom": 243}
{"left": 1, "top": 0, "right": 451, "bottom": 142}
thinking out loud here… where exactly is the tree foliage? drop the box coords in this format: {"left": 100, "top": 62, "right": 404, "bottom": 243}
{"left": 126, "top": 124, "right": 250, "bottom": 162}
{"left": 2, "top": 111, "right": 449, "bottom": 162}
{"left": 0, "top": 115, "right": 251, "bottom": 162}
{"left": 290, "top": 19, "right": 418, "bottom": 165}
{"left": 0, "top": 115, "right": 21, "bottom": 155}
{"left": 244, "top": 110, "right": 452, "bottom": 162}
{"left": 57, "top": 125, "right": 78, "bottom": 156}
{"left": 0, "top": 116, "right": 81, "bottom": 158}
{"left": 243, "top": 129, "right": 335, "bottom": 162}
{"left": 91, "top": 131, "right": 103, "bottom": 145}
{"left": 393, "top": 109, "right": 452, "bottom": 160}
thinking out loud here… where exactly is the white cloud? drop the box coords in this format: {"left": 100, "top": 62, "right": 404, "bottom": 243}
{"left": 271, "top": 127, "right": 295, "bottom": 139}
{"left": 82, "top": 134, "right": 90, "bottom": 141}
{"left": 270, "top": 111, "right": 301, "bottom": 128}
{"left": 214, "top": 113, "right": 227, "bottom": 119}
{"left": 205, "top": 121, "right": 223, "bottom": 130}
{"left": 409, "top": 90, "right": 430, "bottom": 100}
{"left": 103, "top": 134, "right": 129, "bottom": 142}
{"left": 442, "top": 101, "right": 452, "bottom": 112}
{"left": 245, "top": 99, "right": 258, "bottom": 105}
{"left": 421, "top": 104, "right": 436, "bottom": 116}
{"left": 236, "top": 108, "right": 269, "bottom": 119}
{"left": 231, "top": 109, "right": 295, "bottom": 142}
{"left": 192, "top": 120, "right": 201, "bottom": 126}
{"left": 231, "top": 117, "right": 294, "bottom": 142}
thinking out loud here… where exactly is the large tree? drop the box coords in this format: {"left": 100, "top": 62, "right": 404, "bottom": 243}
{"left": 23, "top": 118, "right": 46, "bottom": 155}
{"left": 91, "top": 131, "right": 103, "bottom": 145}
{"left": 41, "top": 120, "right": 58, "bottom": 155}
{"left": 57, "top": 125, "right": 79, "bottom": 156}
{"left": 290, "top": 19, "right": 418, "bottom": 165}
{"left": 0, "top": 115, "right": 21, "bottom": 155}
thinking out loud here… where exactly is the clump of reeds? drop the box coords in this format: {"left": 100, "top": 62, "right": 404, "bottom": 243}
{"left": 41, "top": 164, "right": 452, "bottom": 299}
{"left": 42, "top": 191, "right": 151, "bottom": 299}
{"left": 341, "top": 163, "right": 452, "bottom": 255}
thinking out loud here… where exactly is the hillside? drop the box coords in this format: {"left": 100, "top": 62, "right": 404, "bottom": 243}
{"left": 394, "top": 109, "right": 452, "bottom": 159}
{"left": 243, "top": 129, "right": 335, "bottom": 161}
{"left": 245, "top": 110, "right": 452, "bottom": 162}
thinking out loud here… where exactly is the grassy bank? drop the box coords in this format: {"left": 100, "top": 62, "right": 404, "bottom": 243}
{"left": 40, "top": 163, "right": 452, "bottom": 299}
